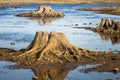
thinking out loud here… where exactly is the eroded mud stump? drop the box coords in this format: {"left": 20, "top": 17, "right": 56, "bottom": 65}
{"left": 16, "top": 5, "right": 65, "bottom": 17}
{"left": 17, "top": 31, "right": 91, "bottom": 65}
{"left": 96, "top": 18, "right": 120, "bottom": 34}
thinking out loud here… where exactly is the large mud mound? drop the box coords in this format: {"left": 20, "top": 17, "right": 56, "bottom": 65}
{"left": 16, "top": 5, "right": 65, "bottom": 17}
{"left": 16, "top": 31, "right": 98, "bottom": 66}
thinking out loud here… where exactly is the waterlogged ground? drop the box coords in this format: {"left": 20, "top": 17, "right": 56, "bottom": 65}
{"left": 0, "top": 4, "right": 120, "bottom": 80}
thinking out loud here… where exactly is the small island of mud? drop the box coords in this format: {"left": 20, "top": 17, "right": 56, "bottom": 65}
{"left": 16, "top": 5, "right": 65, "bottom": 17}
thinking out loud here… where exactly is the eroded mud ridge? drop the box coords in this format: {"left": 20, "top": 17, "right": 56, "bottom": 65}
{"left": 79, "top": 6, "right": 120, "bottom": 15}
{"left": 0, "top": 31, "right": 120, "bottom": 73}
{"left": 16, "top": 5, "right": 65, "bottom": 17}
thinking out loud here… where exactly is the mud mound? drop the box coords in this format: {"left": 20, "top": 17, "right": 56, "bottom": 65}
{"left": 74, "top": 18, "right": 120, "bottom": 35}
{"left": 17, "top": 31, "right": 91, "bottom": 65}
{"left": 16, "top": 5, "right": 65, "bottom": 17}
{"left": 96, "top": 18, "right": 120, "bottom": 34}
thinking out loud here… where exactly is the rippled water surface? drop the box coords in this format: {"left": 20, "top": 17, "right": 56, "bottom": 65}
{"left": 0, "top": 4, "right": 120, "bottom": 80}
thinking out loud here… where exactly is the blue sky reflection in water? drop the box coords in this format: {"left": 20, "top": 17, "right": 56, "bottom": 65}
{"left": 0, "top": 4, "right": 120, "bottom": 80}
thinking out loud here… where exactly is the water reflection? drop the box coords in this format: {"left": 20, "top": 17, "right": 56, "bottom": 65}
{"left": 31, "top": 17, "right": 61, "bottom": 26}
{"left": 31, "top": 63, "right": 78, "bottom": 80}
{"left": 99, "top": 34, "right": 120, "bottom": 45}
{"left": 32, "top": 68, "right": 69, "bottom": 80}
{"left": 76, "top": 27, "right": 120, "bottom": 45}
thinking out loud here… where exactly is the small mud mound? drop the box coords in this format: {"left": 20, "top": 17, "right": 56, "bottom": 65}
{"left": 96, "top": 18, "right": 120, "bottom": 34}
{"left": 74, "top": 18, "right": 120, "bottom": 35}
{"left": 16, "top": 5, "right": 65, "bottom": 17}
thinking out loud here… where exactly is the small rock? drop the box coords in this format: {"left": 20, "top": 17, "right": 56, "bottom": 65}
{"left": 32, "top": 76, "right": 39, "bottom": 80}
{"left": 105, "top": 52, "right": 109, "bottom": 54}
{"left": 109, "top": 48, "right": 112, "bottom": 50}
{"left": 83, "top": 23, "right": 87, "bottom": 25}
{"left": 12, "top": 56, "right": 15, "bottom": 58}
{"left": 75, "top": 24, "right": 79, "bottom": 26}
{"left": 89, "top": 22, "right": 92, "bottom": 25}
{"left": 17, "top": 62, "right": 20, "bottom": 64}
{"left": 102, "top": 61, "right": 106, "bottom": 64}
{"left": 113, "top": 68, "right": 119, "bottom": 73}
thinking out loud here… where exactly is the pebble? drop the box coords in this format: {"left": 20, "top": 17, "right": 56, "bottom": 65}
{"left": 83, "top": 23, "right": 87, "bottom": 25}
{"left": 109, "top": 48, "right": 112, "bottom": 50}
{"left": 102, "top": 61, "right": 106, "bottom": 64}
{"left": 113, "top": 68, "right": 119, "bottom": 73}
{"left": 75, "top": 24, "right": 78, "bottom": 26}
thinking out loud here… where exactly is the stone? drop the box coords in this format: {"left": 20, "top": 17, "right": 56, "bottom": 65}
{"left": 16, "top": 5, "right": 65, "bottom": 17}
{"left": 113, "top": 68, "right": 119, "bottom": 73}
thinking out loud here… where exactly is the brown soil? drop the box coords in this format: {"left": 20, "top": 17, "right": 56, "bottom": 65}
{"left": 79, "top": 6, "right": 120, "bottom": 16}
{"left": 1, "top": 47, "right": 120, "bottom": 74}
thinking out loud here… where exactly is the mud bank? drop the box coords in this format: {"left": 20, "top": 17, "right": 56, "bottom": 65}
{"left": 79, "top": 6, "right": 120, "bottom": 15}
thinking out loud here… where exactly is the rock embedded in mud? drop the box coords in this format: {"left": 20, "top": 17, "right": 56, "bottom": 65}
{"left": 97, "top": 18, "right": 120, "bottom": 34}
{"left": 113, "top": 68, "right": 119, "bottom": 73}
{"left": 16, "top": 5, "right": 65, "bottom": 17}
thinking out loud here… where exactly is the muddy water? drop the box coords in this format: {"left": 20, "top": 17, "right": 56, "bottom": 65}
{"left": 0, "top": 4, "right": 120, "bottom": 80}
